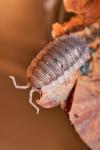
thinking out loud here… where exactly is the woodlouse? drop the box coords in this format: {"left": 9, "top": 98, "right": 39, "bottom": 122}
{"left": 9, "top": 34, "right": 90, "bottom": 114}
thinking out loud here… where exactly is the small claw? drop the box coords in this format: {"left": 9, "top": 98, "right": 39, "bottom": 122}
{"left": 9, "top": 75, "right": 14, "bottom": 79}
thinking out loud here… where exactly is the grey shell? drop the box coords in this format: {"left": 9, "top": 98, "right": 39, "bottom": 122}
{"left": 27, "top": 34, "right": 89, "bottom": 89}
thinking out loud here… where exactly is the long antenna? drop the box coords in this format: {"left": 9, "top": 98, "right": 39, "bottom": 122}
{"left": 9, "top": 76, "right": 30, "bottom": 89}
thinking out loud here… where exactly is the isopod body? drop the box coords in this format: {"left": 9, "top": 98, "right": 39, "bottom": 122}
{"left": 10, "top": 34, "right": 90, "bottom": 114}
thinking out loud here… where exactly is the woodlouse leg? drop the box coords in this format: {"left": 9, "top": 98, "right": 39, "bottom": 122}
{"left": 29, "top": 88, "right": 40, "bottom": 115}
{"left": 9, "top": 76, "right": 30, "bottom": 89}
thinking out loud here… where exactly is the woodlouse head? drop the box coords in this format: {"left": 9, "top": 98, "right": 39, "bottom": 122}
{"left": 36, "top": 94, "right": 61, "bottom": 108}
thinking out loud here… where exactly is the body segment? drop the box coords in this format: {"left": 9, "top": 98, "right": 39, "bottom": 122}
{"left": 27, "top": 34, "right": 89, "bottom": 89}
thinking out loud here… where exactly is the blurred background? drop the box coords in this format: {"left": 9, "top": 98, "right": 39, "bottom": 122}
{"left": 0, "top": 0, "right": 89, "bottom": 150}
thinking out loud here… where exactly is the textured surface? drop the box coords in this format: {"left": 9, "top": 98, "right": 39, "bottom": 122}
{"left": 69, "top": 45, "right": 100, "bottom": 150}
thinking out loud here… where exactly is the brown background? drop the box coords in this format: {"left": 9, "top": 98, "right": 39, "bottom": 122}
{"left": 0, "top": 0, "right": 89, "bottom": 150}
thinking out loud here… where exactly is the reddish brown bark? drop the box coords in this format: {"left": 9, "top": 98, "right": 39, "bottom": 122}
{"left": 52, "top": 0, "right": 100, "bottom": 37}
{"left": 69, "top": 39, "right": 100, "bottom": 149}
{"left": 64, "top": 21, "right": 100, "bottom": 149}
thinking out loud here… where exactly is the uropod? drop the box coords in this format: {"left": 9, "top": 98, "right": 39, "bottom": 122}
{"left": 9, "top": 34, "right": 90, "bottom": 114}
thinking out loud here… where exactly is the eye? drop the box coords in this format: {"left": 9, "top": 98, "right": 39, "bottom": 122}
{"left": 80, "top": 62, "right": 90, "bottom": 75}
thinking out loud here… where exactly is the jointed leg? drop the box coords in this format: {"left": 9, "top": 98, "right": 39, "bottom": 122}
{"left": 29, "top": 88, "right": 40, "bottom": 115}
{"left": 9, "top": 76, "right": 30, "bottom": 89}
